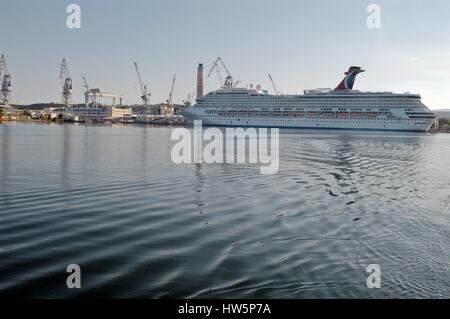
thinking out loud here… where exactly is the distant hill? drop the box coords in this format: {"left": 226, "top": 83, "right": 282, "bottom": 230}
{"left": 434, "top": 109, "right": 450, "bottom": 118}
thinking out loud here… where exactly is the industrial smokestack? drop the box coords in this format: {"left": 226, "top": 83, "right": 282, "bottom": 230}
{"left": 197, "top": 63, "right": 204, "bottom": 99}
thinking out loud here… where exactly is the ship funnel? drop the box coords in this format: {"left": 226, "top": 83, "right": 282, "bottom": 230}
{"left": 335, "top": 66, "right": 365, "bottom": 91}
{"left": 197, "top": 63, "right": 204, "bottom": 99}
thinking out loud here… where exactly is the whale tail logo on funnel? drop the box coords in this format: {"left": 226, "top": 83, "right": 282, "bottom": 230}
{"left": 335, "top": 66, "right": 365, "bottom": 91}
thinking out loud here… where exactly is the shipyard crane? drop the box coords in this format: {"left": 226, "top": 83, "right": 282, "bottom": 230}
{"left": 0, "top": 54, "right": 12, "bottom": 107}
{"left": 167, "top": 74, "right": 176, "bottom": 106}
{"left": 268, "top": 74, "right": 279, "bottom": 95}
{"left": 134, "top": 62, "right": 151, "bottom": 106}
{"left": 81, "top": 74, "right": 97, "bottom": 107}
{"left": 207, "top": 57, "right": 233, "bottom": 88}
{"left": 182, "top": 90, "right": 196, "bottom": 107}
{"left": 160, "top": 74, "right": 176, "bottom": 116}
{"left": 60, "top": 58, "right": 72, "bottom": 108}
{"left": 81, "top": 73, "right": 89, "bottom": 91}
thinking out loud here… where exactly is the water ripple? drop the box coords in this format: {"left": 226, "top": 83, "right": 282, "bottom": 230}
{"left": 1, "top": 124, "right": 449, "bottom": 298}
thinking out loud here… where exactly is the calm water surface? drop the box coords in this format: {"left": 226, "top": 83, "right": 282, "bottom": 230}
{"left": 1, "top": 122, "right": 449, "bottom": 298}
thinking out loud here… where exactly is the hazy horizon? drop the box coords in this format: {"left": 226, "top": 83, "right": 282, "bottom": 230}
{"left": 2, "top": 0, "right": 450, "bottom": 109}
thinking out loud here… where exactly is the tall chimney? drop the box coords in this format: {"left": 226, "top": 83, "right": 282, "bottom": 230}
{"left": 197, "top": 63, "right": 204, "bottom": 99}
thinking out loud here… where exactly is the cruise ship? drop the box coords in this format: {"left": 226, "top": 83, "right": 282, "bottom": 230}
{"left": 183, "top": 66, "right": 436, "bottom": 132}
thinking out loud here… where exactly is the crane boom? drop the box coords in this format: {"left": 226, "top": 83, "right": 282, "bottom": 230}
{"left": 207, "top": 57, "right": 233, "bottom": 88}
{"left": 218, "top": 57, "right": 231, "bottom": 78}
{"left": 268, "top": 74, "right": 279, "bottom": 95}
{"left": 81, "top": 74, "right": 96, "bottom": 107}
{"left": 168, "top": 74, "right": 176, "bottom": 105}
{"left": 134, "top": 62, "right": 151, "bottom": 106}
{"left": 207, "top": 58, "right": 223, "bottom": 85}
{"left": 134, "top": 63, "right": 145, "bottom": 95}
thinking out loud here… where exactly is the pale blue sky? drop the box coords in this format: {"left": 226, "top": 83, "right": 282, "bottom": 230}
{"left": 1, "top": 0, "right": 450, "bottom": 109}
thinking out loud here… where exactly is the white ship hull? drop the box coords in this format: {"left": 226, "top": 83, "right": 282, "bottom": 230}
{"left": 183, "top": 89, "right": 436, "bottom": 132}
{"left": 186, "top": 114, "right": 435, "bottom": 132}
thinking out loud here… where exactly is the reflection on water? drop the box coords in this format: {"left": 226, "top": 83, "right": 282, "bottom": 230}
{"left": 0, "top": 122, "right": 449, "bottom": 298}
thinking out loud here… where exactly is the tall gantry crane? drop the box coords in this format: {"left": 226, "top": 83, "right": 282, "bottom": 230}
{"left": 207, "top": 57, "right": 233, "bottom": 88}
{"left": 60, "top": 58, "right": 72, "bottom": 108}
{"left": 0, "top": 54, "right": 12, "bottom": 107}
{"left": 268, "top": 74, "right": 279, "bottom": 95}
{"left": 134, "top": 62, "right": 151, "bottom": 106}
